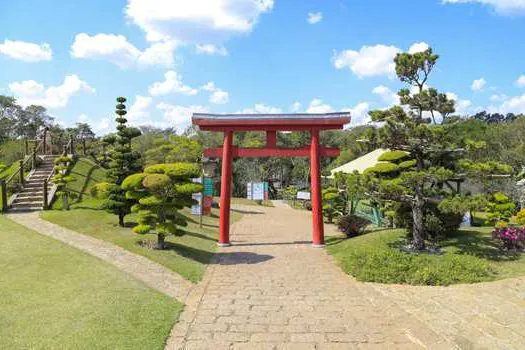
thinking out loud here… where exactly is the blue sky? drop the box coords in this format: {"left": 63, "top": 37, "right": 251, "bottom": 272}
{"left": 1, "top": 0, "right": 525, "bottom": 134}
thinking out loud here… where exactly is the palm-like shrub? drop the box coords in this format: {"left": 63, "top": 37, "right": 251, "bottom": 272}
{"left": 122, "top": 163, "right": 203, "bottom": 249}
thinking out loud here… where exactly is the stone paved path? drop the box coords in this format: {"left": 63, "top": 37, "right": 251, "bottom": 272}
{"left": 167, "top": 205, "right": 457, "bottom": 349}
{"left": 7, "top": 211, "right": 193, "bottom": 301}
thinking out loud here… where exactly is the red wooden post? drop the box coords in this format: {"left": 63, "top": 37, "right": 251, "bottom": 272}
{"left": 310, "top": 129, "right": 324, "bottom": 247}
{"left": 266, "top": 131, "right": 277, "bottom": 147}
{"left": 218, "top": 131, "right": 233, "bottom": 246}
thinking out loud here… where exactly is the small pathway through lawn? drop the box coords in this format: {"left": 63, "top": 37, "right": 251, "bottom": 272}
{"left": 7, "top": 211, "right": 193, "bottom": 301}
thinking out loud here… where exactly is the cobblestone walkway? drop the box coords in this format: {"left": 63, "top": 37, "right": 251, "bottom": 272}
{"left": 167, "top": 205, "right": 456, "bottom": 349}
{"left": 7, "top": 211, "right": 193, "bottom": 301}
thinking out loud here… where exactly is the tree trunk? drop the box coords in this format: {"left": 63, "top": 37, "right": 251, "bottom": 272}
{"left": 157, "top": 233, "right": 165, "bottom": 250}
{"left": 118, "top": 212, "right": 125, "bottom": 227}
{"left": 412, "top": 186, "right": 426, "bottom": 250}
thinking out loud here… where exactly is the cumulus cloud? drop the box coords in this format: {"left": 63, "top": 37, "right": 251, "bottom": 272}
{"left": 9, "top": 74, "right": 95, "bottom": 109}
{"left": 71, "top": 33, "right": 175, "bottom": 68}
{"left": 332, "top": 44, "right": 401, "bottom": 78}
{"left": 238, "top": 104, "right": 282, "bottom": 114}
{"left": 516, "top": 75, "right": 525, "bottom": 87}
{"left": 471, "top": 78, "right": 486, "bottom": 91}
{"left": 157, "top": 102, "right": 208, "bottom": 131}
{"left": 125, "top": 0, "right": 274, "bottom": 44}
{"left": 148, "top": 71, "right": 198, "bottom": 96}
{"left": 498, "top": 93, "right": 525, "bottom": 113}
{"left": 372, "top": 85, "right": 400, "bottom": 106}
{"left": 408, "top": 42, "right": 429, "bottom": 54}
{"left": 127, "top": 95, "right": 153, "bottom": 123}
{"left": 490, "top": 94, "right": 508, "bottom": 102}
{"left": 195, "top": 44, "right": 228, "bottom": 56}
{"left": 343, "top": 102, "right": 370, "bottom": 125}
{"left": 446, "top": 92, "right": 472, "bottom": 115}
{"left": 291, "top": 102, "right": 302, "bottom": 112}
{"left": 307, "top": 12, "right": 323, "bottom": 24}
{"left": 0, "top": 39, "right": 52, "bottom": 62}
{"left": 442, "top": 0, "right": 525, "bottom": 15}
{"left": 201, "top": 82, "right": 229, "bottom": 104}
{"left": 306, "top": 98, "right": 334, "bottom": 113}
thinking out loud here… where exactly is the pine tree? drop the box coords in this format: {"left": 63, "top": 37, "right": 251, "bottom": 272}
{"left": 367, "top": 48, "right": 460, "bottom": 250}
{"left": 102, "top": 97, "right": 142, "bottom": 226}
{"left": 121, "top": 163, "right": 203, "bottom": 249}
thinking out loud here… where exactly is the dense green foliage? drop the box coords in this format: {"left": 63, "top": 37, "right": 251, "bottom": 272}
{"left": 122, "top": 163, "right": 203, "bottom": 249}
{"left": 101, "top": 97, "right": 142, "bottom": 226}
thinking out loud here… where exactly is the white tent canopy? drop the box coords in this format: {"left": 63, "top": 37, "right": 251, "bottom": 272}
{"left": 330, "top": 148, "right": 389, "bottom": 178}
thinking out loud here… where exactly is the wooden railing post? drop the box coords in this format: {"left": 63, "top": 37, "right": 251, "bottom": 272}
{"left": 43, "top": 129, "right": 47, "bottom": 155}
{"left": 43, "top": 180, "right": 48, "bottom": 210}
{"left": 32, "top": 146, "right": 37, "bottom": 170}
{"left": 19, "top": 160, "right": 24, "bottom": 185}
{"left": 0, "top": 180, "right": 7, "bottom": 212}
{"left": 25, "top": 139, "right": 29, "bottom": 155}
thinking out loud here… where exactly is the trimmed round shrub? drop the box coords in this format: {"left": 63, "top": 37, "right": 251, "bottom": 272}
{"left": 377, "top": 150, "right": 410, "bottom": 162}
{"left": 365, "top": 162, "right": 399, "bottom": 174}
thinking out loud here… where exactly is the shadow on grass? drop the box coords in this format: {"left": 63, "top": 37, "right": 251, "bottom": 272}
{"left": 231, "top": 240, "right": 311, "bottom": 247}
{"left": 441, "top": 230, "right": 521, "bottom": 262}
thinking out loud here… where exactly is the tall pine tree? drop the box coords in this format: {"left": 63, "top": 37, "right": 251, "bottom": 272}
{"left": 103, "top": 97, "right": 142, "bottom": 226}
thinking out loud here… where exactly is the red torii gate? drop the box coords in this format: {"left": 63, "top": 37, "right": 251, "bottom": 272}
{"left": 192, "top": 112, "right": 351, "bottom": 247}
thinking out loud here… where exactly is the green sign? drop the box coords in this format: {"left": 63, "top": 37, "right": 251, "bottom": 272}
{"left": 203, "top": 177, "right": 214, "bottom": 196}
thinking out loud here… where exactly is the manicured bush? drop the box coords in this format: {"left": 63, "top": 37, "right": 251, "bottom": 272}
{"left": 122, "top": 163, "right": 203, "bottom": 249}
{"left": 377, "top": 150, "right": 410, "bottom": 162}
{"left": 322, "top": 187, "right": 345, "bottom": 223}
{"left": 485, "top": 192, "right": 516, "bottom": 225}
{"left": 364, "top": 162, "right": 399, "bottom": 174}
{"left": 337, "top": 214, "right": 370, "bottom": 237}
{"left": 516, "top": 209, "right": 525, "bottom": 226}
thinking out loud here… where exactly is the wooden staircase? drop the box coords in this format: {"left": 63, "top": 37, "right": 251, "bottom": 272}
{"left": 10, "top": 156, "right": 57, "bottom": 211}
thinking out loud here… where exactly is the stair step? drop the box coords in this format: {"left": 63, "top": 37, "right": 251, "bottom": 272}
{"left": 14, "top": 196, "right": 43, "bottom": 203}
{"left": 12, "top": 201, "right": 43, "bottom": 207}
{"left": 10, "top": 206, "right": 43, "bottom": 212}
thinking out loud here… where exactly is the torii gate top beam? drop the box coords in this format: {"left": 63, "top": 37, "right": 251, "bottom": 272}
{"left": 192, "top": 112, "right": 351, "bottom": 132}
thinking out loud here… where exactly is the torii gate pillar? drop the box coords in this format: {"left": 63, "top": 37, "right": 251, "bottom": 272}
{"left": 192, "top": 112, "right": 351, "bottom": 247}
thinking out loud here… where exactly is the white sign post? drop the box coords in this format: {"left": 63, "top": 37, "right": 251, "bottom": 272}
{"left": 296, "top": 191, "right": 311, "bottom": 200}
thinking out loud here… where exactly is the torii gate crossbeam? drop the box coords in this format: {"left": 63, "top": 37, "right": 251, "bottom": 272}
{"left": 192, "top": 113, "right": 351, "bottom": 247}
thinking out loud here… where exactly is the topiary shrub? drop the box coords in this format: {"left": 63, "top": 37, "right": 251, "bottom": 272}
{"left": 122, "top": 163, "right": 202, "bottom": 249}
{"left": 364, "top": 162, "right": 399, "bottom": 175}
{"left": 517, "top": 209, "right": 525, "bottom": 226}
{"left": 52, "top": 155, "right": 75, "bottom": 210}
{"left": 485, "top": 192, "right": 516, "bottom": 226}
{"left": 377, "top": 150, "right": 410, "bottom": 162}
{"left": 337, "top": 214, "right": 370, "bottom": 237}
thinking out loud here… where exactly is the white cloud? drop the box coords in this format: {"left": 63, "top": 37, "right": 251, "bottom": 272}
{"left": 443, "top": 0, "right": 525, "bottom": 15}
{"left": 498, "top": 94, "right": 525, "bottom": 113}
{"left": 332, "top": 44, "right": 401, "bottom": 78}
{"left": 0, "top": 39, "right": 52, "bottom": 62}
{"left": 516, "top": 75, "right": 525, "bottom": 87}
{"left": 306, "top": 98, "right": 333, "bottom": 113}
{"left": 238, "top": 104, "right": 282, "bottom": 114}
{"left": 95, "top": 118, "right": 111, "bottom": 135}
{"left": 471, "top": 78, "right": 486, "bottom": 91}
{"left": 195, "top": 44, "right": 228, "bottom": 56}
{"left": 408, "top": 42, "right": 429, "bottom": 54}
{"left": 291, "top": 102, "right": 302, "bottom": 112}
{"left": 307, "top": 12, "right": 323, "bottom": 24}
{"left": 157, "top": 102, "right": 208, "bottom": 131}
{"left": 446, "top": 92, "right": 472, "bottom": 115}
{"left": 9, "top": 75, "right": 95, "bottom": 109}
{"left": 127, "top": 95, "right": 153, "bottom": 123}
{"left": 490, "top": 94, "right": 508, "bottom": 102}
{"left": 125, "top": 0, "right": 274, "bottom": 44}
{"left": 148, "top": 71, "right": 198, "bottom": 96}
{"left": 343, "top": 102, "right": 370, "bottom": 125}
{"left": 71, "top": 33, "right": 175, "bottom": 68}
{"left": 201, "top": 82, "right": 229, "bottom": 104}
{"left": 372, "top": 85, "right": 399, "bottom": 106}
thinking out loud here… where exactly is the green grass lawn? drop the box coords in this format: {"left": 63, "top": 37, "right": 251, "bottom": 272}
{"left": 42, "top": 206, "right": 242, "bottom": 283}
{"left": 327, "top": 226, "right": 525, "bottom": 286}
{"left": 0, "top": 215, "right": 181, "bottom": 350}
{"left": 52, "top": 157, "right": 106, "bottom": 210}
